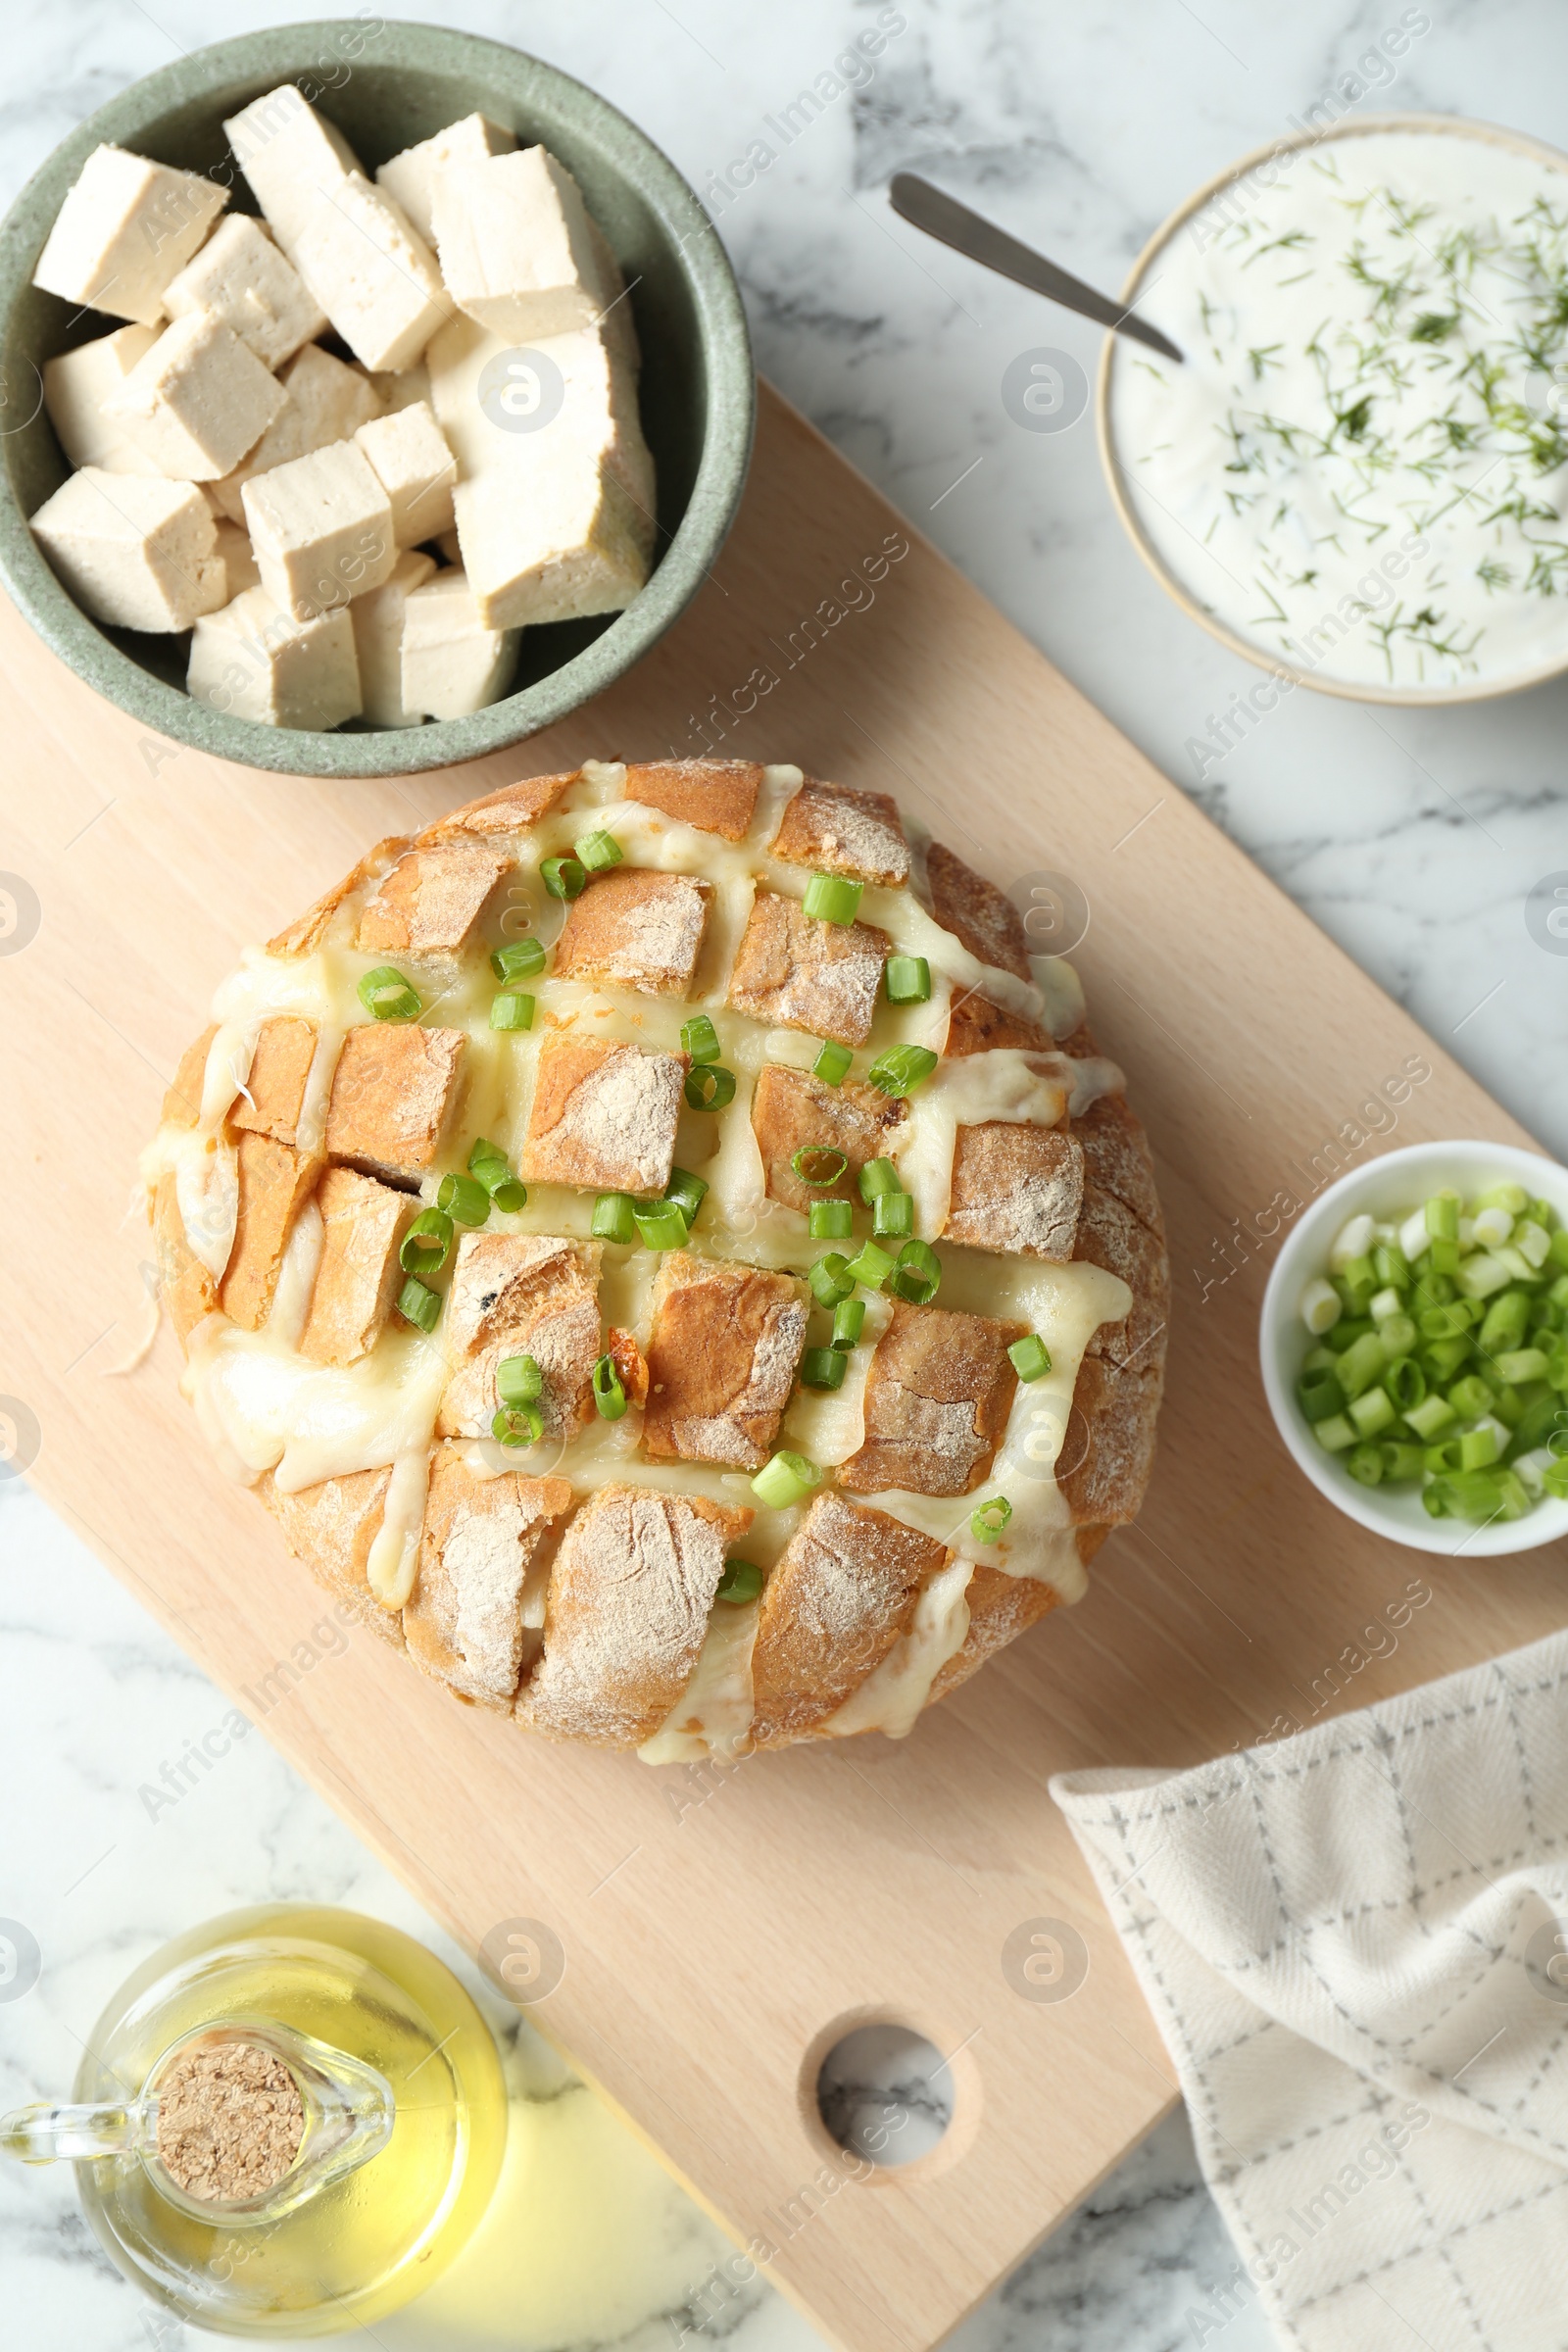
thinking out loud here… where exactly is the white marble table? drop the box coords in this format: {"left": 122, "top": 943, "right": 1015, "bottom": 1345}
{"left": 4, "top": 2, "right": 1566, "bottom": 2346}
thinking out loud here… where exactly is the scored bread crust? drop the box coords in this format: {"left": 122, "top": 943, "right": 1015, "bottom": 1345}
{"left": 153, "top": 760, "right": 1167, "bottom": 1756}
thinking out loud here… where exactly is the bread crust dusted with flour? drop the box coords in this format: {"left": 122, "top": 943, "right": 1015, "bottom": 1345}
{"left": 150, "top": 762, "right": 1166, "bottom": 1758}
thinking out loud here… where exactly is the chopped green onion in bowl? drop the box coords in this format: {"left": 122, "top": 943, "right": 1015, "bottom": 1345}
{"left": 1292, "top": 1181, "right": 1568, "bottom": 1527}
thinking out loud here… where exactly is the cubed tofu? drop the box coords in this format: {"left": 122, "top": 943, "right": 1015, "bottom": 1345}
{"left": 944, "top": 1123, "right": 1085, "bottom": 1259}
{"left": 106, "top": 314, "right": 288, "bottom": 481}
{"left": 518, "top": 1035, "right": 685, "bottom": 1197}
{"left": 376, "top": 113, "right": 516, "bottom": 244}
{"left": 356, "top": 832, "right": 510, "bottom": 958}
{"left": 188, "top": 583, "right": 362, "bottom": 729}
{"left": 726, "top": 890, "right": 890, "bottom": 1046}
{"left": 220, "top": 1133, "right": 320, "bottom": 1332}
{"left": 298, "top": 1164, "right": 414, "bottom": 1366}
{"left": 229, "top": 1015, "right": 317, "bottom": 1144}
{"left": 551, "top": 868, "right": 710, "bottom": 996}
{"left": 516, "top": 1486, "right": 751, "bottom": 1747}
{"left": 209, "top": 344, "right": 383, "bottom": 524}
{"left": 841, "top": 1300, "right": 1025, "bottom": 1497}
{"left": 922, "top": 841, "right": 1032, "bottom": 982}
{"left": 449, "top": 459, "right": 647, "bottom": 630}
{"left": 399, "top": 568, "right": 518, "bottom": 720}
{"left": 349, "top": 547, "right": 436, "bottom": 728}
{"left": 354, "top": 400, "right": 457, "bottom": 546}
{"left": 404, "top": 1445, "right": 570, "bottom": 1707}
{"left": 771, "top": 777, "right": 909, "bottom": 887}
{"left": 642, "top": 1251, "right": 808, "bottom": 1469}
{"left": 31, "top": 467, "right": 226, "bottom": 631}
{"left": 437, "top": 1232, "right": 603, "bottom": 1441}
{"left": 224, "top": 85, "right": 361, "bottom": 254}
{"left": 163, "top": 213, "right": 327, "bottom": 368}
{"left": 426, "top": 315, "right": 655, "bottom": 628}
{"left": 243, "top": 440, "right": 396, "bottom": 623}
{"left": 214, "top": 517, "right": 261, "bottom": 599}
{"left": 431, "top": 148, "right": 608, "bottom": 341}
{"left": 621, "top": 759, "right": 762, "bottom": 842}
{"left": 749, "top": 1491, "right": 951, "bottom": 1747}
{"left": 368, "top": 362, "right": 431, "bottom": 414}
{"left": 258, "top": 1463, "right": 402, "bottom": 1646}
{"left": 32, "top": 143, "right": 226, "bottom": 325}
{"left": 323, "top": 1022, "right": 466, "bottom": 1181}
{"left": 750, "top": 1064, "right": 908, "bottom": 1213}
{"left": 292, "top": 173, "right": 450, "bottom": 373}
{"left": 42, "top": 326, "right": 161, "bottom": 473}
{"left": 427, "top": 314, "right": 652, "bottom": 521}
{"left": 584, "top": 219, "right": 640, "bottom": 372}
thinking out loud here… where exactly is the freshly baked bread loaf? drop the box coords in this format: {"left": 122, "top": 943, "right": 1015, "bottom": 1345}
{"left": 145, "top": 758, "right": 1167, "bottom": 1757}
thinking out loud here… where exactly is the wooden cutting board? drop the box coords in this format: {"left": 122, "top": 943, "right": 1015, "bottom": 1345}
{"left": 2, "top": 381, "right": 1562, "bottom": 2352}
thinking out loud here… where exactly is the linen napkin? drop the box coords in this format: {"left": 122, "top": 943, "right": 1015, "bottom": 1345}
{"left": 1053, "top": 1627, "right": 1568, "bottom": 2352}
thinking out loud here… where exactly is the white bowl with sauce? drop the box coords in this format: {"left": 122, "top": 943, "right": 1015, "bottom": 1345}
{"left": 1100, "top": 115, "right": 1568, "bottom": 704}
{"left": 1259, "top": 1139, "right": 1568, "bottom": 1555}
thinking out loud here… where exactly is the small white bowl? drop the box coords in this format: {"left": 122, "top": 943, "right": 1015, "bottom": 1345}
{"left": 1259, "top": 1139, "right": 1568, "bottom": 1557}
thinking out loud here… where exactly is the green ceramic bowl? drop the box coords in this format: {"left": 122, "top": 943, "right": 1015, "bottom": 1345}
{"left": 0, "top": 22, "right": 754, "bottom": 777}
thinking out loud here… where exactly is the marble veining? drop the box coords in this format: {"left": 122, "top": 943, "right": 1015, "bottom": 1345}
{"left": 5, "top": 2, "right": 1568, "bottom": 2347}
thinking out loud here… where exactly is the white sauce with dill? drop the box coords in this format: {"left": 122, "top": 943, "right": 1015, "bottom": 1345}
{"left": 1109, "top": 126, "right": 1568, "bottom": 691}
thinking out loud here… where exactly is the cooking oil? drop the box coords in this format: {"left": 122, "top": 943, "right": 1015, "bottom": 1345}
{"left": 2, "top": 1904, "right": 506, "bottom": 2336}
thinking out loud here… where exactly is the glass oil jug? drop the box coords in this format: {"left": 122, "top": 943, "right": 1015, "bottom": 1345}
{"left": 0, "top": 1905, "right": 506, "bottom": 2335}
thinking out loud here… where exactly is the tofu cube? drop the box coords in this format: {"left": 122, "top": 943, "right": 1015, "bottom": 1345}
{"left": 355, "top": 832, "right": 511, "bottom": 958}
{"left": 229, "top": 1014, "right": 318, "bottom": 1143}
{"left": 771, "top": 777, "right": 910, "bottom": 887}
{"left": 107, "top": 313, "right": 288, "bottom": 481}
{"left": 750, "top": 1064, "right": 907, "bottom": 1214}
{"left": 354, "top": 400, "right": 457, "bottom": 546}
{"left": 242, "top": 440, "right": 396, "bottom": 623}
{"left": 429, "top": 313, "right": 655, "bottom": 521}
{"left": 162, "top": 213, "right": 327, "bottom": 368}
{"left": 42, "top": 325, "right": 161, "bottom": 473}
{"left": 368, "top": 362, "right": 431, "bottom": 414}
{"left": 377, "top": 113, "right": 516, "bottom": 244}
{"left": 291, "top": 172, "right": 449, "bottom": 373}
{"left": 944, "top": 1123, "right": 1085, "bottom": 1259}
{"left": 426, "top": 316, "right": 655, "bottom": 628}
{"left": 220, "top": 1134, "right": 320, "bottom": 1333}
{"left": 31, "top": 143, "right": 227, "bottom": 326}
{"left": 187, "top": 583, "right": 362, "bottom": 730}
{"left": 551, "top": 868, "right": 710, "bottom": 996}
{"left": 299, "top": 1164, "right": 414, "bottom": 1366}
{"left": 726, "top": 891, "right": 890, "bottom": 1046}
{"left": 451, "top": 461, "right": 646, "bottom": 630}
{"left": 323, "top": 1022, "right": 466, "bottom": 1181}
{"left": 518, "top": 1035, "right": 685, "bottom": 1198}
{"left": 437, "top": 1232, "right": 603, "bottom": 1442}
{"left": 841, "top": 1300, "right": 1026, "bottom": 1498}
{"left": 399, "top": 568, "right": 517, "bottom": 721}
{"left": 404, "top": 1445, "right": 570, "bottom": 1708}
{"left": 622, "top": 760, "right": 762, "bottom": 842}
{"left": 431, "top": 148, "right": 609, "bottom": 342}
{"left": 224, "top": 85, "right": 361, "bottom": 254}
{"left": 215, "top": 517, "right": 261, "bottom": 599}
{"left": 642, "top": 1251, "right": 808, "bottom": 1469}
{"left": 349, "top": 547, "right": 435, "bottom": 728}
{"left": 30, "top": 467, "right": 226, "bottom": 631}
{"left": 209, "top": 343, "right": 383, "bottom": 524}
